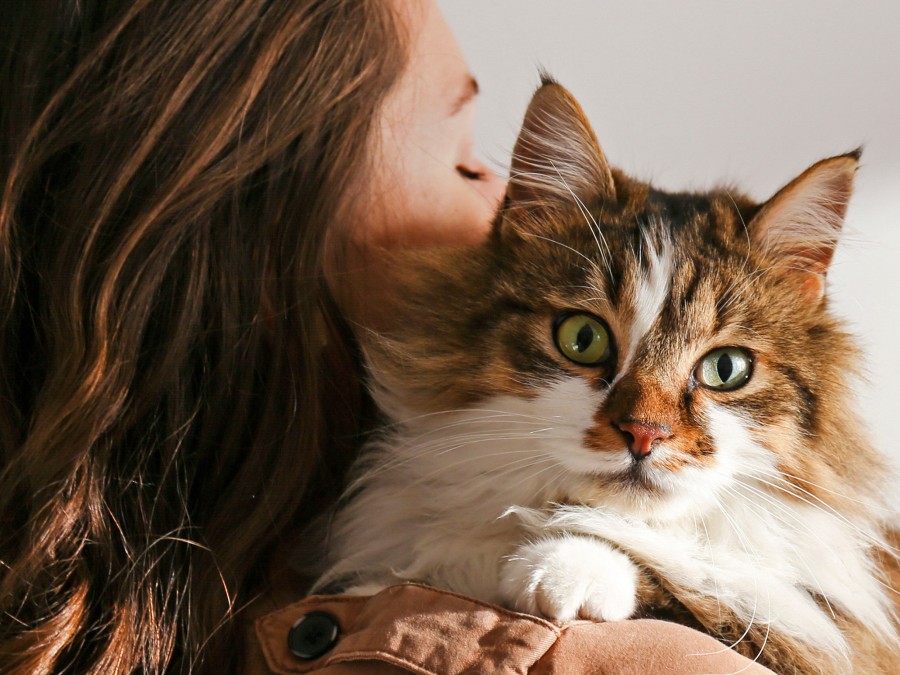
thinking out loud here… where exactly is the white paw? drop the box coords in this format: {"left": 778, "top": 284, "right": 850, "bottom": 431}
{"left": 499, "top": 535, "right": 638, "bottom": 622}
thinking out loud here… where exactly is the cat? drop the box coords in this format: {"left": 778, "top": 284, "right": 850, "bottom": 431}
{"left": 314, "top": 78, "right": 900, "bottom": 673}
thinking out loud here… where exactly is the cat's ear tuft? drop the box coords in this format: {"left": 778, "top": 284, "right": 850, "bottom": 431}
{"left": 507, "top": 79, "right": 616, "bottom": 213}
{"left": 748, "top": 150, "right": 860, "bottom": 300}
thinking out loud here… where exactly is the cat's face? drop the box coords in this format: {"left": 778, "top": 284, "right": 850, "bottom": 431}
{"left": 367, "top": 80, "right": 876, "bottom": 520}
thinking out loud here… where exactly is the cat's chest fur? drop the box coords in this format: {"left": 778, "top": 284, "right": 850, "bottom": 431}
{"left": 319, "top": 380, "right": 895, "bottom": 670}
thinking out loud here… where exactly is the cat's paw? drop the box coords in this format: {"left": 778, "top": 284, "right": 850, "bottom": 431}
{"left": 499, "top": 535, "right": 637, "bottom": 622}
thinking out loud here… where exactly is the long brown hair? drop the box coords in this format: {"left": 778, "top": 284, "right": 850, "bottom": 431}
{"left": 0, "top": 1, "right": 406, "bottom": 672}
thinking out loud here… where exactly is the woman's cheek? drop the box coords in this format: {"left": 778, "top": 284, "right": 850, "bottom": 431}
{"left": 470, "top": 170, "right": 506, "bottom": 216}
{"left": 405, "top": 173, "right": 503, "bottom": 245}
{"left": 381, "top": 162, "right": 497, "bottom": 246}
{"left": 445, "top": 177, "right": 504, "bottom": 242}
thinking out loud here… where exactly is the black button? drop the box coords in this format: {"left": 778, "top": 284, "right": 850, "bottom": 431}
{"left": 288, "top": 611, "right": 340, "bottom": 660}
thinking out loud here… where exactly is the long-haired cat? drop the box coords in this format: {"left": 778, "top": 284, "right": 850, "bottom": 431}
{"left": 314, "top": 78, "right": 900, "bottom": 672}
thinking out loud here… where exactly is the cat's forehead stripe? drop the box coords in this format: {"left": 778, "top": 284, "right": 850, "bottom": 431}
{"left": 613, "top": 235, "right": 674, "bottom": 383}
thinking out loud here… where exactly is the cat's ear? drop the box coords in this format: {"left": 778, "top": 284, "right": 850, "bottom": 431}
{"left": 748, "top": 150, "right": 860, "bottom": 300}
{"left": 507, "top": 76, "right": 616, "bottom": 213}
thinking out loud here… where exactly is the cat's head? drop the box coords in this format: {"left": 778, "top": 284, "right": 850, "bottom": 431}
{"left": 365, "top": 78, "right": 879, "bottom": 520}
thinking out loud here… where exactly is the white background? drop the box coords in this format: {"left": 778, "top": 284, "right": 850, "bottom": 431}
{"left": 437, "top": 0, "right": 900, "bottom": 478}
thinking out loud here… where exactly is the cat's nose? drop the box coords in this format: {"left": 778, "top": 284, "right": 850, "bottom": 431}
{"left": 615, "top": 420, "right": 673, "bottom": 461}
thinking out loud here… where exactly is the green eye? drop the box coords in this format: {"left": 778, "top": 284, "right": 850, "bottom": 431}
{"left": 696, "top": 347, "right": 753, "bottom": 391}
{"left": 554, "top": 313, "right": 612, "bottom": 366}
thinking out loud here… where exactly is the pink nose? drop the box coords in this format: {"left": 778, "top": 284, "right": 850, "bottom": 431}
{"left": 616, "top": 421, "right": 672, "bottom": 460}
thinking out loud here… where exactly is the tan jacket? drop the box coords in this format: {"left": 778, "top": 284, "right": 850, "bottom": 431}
{"left": 244, "top": 584, "right": 773, "bottom": 674}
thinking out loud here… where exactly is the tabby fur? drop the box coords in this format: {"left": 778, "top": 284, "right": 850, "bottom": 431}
{"left": 316, "top": 79, "right": 900, "bottom": 673}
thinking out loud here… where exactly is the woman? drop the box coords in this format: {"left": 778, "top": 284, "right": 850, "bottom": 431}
{"left": 0, "top": 0, "right": 768, "bottom": 672}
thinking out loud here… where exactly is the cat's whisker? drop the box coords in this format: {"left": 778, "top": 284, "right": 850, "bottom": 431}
{"left": 388, "top": 437, "right": 549, "bottom": 474}
{"left": 761, "top": 467, "right": 900, "bottom": 517}
{"left": 348, "top": 431, "right": 563, "bottom": 488}
{"left": 398, "top": 423, "right": 561, "bottom": 448}
{"left": 725, "top": 191, "right": 754, "bottom": 271}
{"left": 552, "top": 166, "right": 614, "bottom": 274}
{"left": 372, "top": 453, "right": 553, "bottom": 501}
{"left": 707, "top": 493, "right": 764, "bottom": 654}
{"left": 520, "top": 231, "right": 607, "bottom": 279}
{"left": 723, "top": 480, "right": 838, "bottom": 621}
{"left": 369, "top": 407, "right": 567, "bottom": 434}
{"left": 717, "top": 266, "right": 771, "bottom": 312}
{"left": 345, "top": 426, "right": 559, "bottom": 484}
{"left": 360, "top": 411, "right": 565, "bottom": 456}
{"left": 557, "top": 283, "right": 608, "bottom": 295}
{"left": 496, "top": 462, "right": 570, "bottom": 499}
{"left": 395, "top": 419, "right": 559, "bottom": 450}
{"left": 427, "top": 460, "right": 566, "bottom": 520}
{"left": 572, "top": 285, "right": 607, "bottom": 297}
{"left": 695, "top": 510, "right": 722, "bottom": 616}
{"left": 733, "top": 472, "right": 900, "bottom": 601}
{"left": 396, "top": 422, "right": 557, "bottom": 447}
{"left": 727, "top": 476, "right": 814, "bottom": 537}
{"left": 702, "top": 539, "right": 774, "bottom": 675}
{"left": 718, "top": 259, "right": 808, "bottom": 313}
{"left": 371, "top": 437, "right": 570, "bottom": 490}
{"left": 741, "top": 592, "right": 773, "bottom": 675}
{"left": 717, "top": 258, "right": 794, "bottom": 312}
{"left": 405, "top": 432, "right": 555, "bottom": 460}
{"left": 739, "top": 470, "right": 900, "bottom": 559}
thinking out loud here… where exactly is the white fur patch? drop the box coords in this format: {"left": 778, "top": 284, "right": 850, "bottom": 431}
{"left": 319, "top": 378, "right": 897, "bottom": 664}
{"left": 500, "top": 534, "right": 638, "bottom": 621}
{"left": 500, "top": 403, "right": 896, "bottom": 658}
{"left": 316, "top": 377, "right": 602, "bottom": 599}
{"left": 616, "top": 234, "right": 674, "bottom": 380}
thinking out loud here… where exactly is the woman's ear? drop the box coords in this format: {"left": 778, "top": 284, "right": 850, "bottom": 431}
{"left": 748, "top": 150, "right": 860, "bottom": 301}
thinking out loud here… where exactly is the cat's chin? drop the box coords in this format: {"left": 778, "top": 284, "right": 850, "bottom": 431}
{"left": 560, "top": 469, "right": 702, "bottom": 521}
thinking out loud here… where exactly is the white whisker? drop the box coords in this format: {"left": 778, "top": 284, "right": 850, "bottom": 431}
{"left": 727, "top": 478, "right": 837, "bottom": 620}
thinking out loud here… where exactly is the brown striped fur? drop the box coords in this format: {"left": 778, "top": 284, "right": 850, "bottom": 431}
{"left": 358, "top": 80, "right": 900, "bottom": 672}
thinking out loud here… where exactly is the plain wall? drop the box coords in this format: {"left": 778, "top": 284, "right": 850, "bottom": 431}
{"left": 437, "top": 0, "right": 900, "bottom": 481}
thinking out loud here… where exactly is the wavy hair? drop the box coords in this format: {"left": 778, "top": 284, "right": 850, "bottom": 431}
{"left": 0, "top": 0, "right": 406, "bottom": 671}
